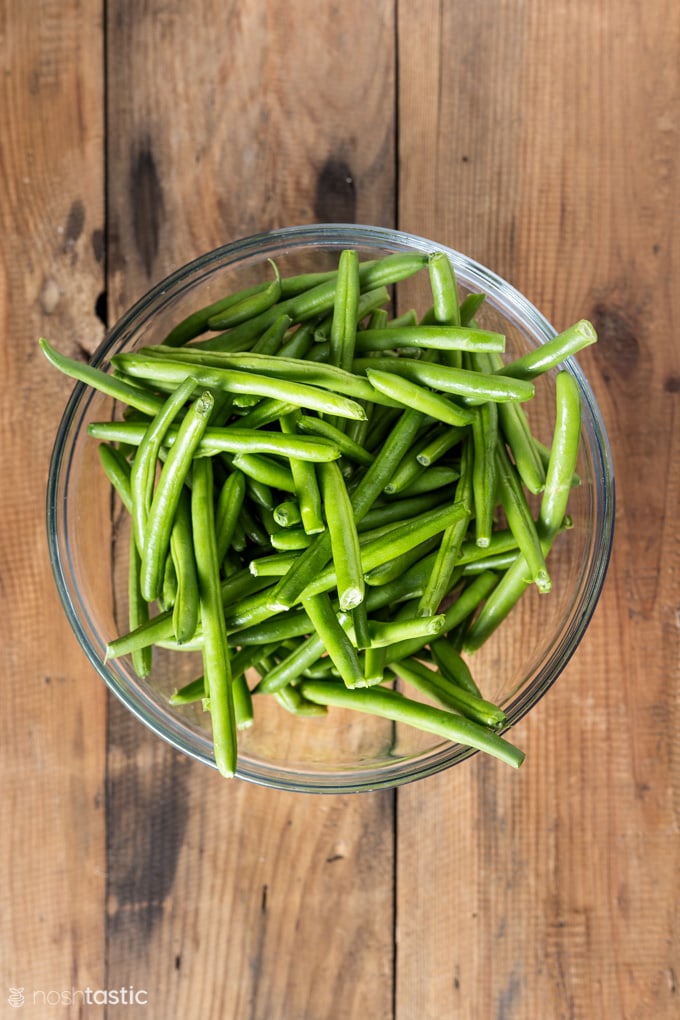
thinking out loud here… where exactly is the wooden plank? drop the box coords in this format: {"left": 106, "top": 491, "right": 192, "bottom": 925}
{"left": 104, "top": 2, "right": 397, "bottom": 1017}
{"left": 396, "top": 1, "right": 680, "bottom": 1018}
{"left": 0, "top": 1, "right": 108, "bottom": 1013}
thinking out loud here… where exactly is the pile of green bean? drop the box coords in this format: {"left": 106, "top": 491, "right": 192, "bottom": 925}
{"left": 40, "top": 248, "right": 596, "bottom": 777}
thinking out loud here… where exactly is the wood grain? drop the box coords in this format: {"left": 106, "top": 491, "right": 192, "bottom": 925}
{"left": 396, "top": 1, "right": 680, "bottom": 1018}
{"left": 1, "top": 2, "right": 678, "bottom": 1018}
{"left": 0, "top": 1, "right": 107, "bottom": 1013}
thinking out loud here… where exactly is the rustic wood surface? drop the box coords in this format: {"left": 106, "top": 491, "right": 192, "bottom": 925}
{"left": 1, "top": 1, "right": 678, "bottom": 1018}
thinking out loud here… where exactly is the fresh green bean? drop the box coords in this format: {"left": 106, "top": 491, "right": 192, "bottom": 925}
{"left": 98, "top": 444, "right": 133, "bottom": 514}
{"left": 113, "top": 354, "right": 368, "bottom": 420}
{"left": 128, "top": 535, "right": 152, "bottom": 678}
{"left": 355, "top": 325, "right": 505, "bottom": 355}
{"left": 215, "top": 469, "right": 247, "bottom": 565}
{"left": 296, "top": 414, "right": 374, "bottom": 466}
{"left": 87, "top": 420, "right": 341, "bottom": 462}
{"left": 298, "top": 680, "right": 525, "bottom": 768}
{"left": 279, "top": 413, "right": 325, "bottom": 535}
{"left": 538, "top": 371, "right": 582, "bottom": 539}
{"left": 251, "top": 312, "right": 292, "bottom": 356}
{"left": 205, "top": 260, "right": 282, "bottom": 331}
{"left": 130, "top": 375, "right": 198, "bottom": 554}
{"left": 428, "top": 251, "right": 461, "bottom": 326}
{"left": 140, "top": 390, "right": 214, "bottom": 602}
{"left": 354, "top": 355, "right": 535, "bottom": 404}
{"left": 274, "top": 684, "right": 328, "bottom": 717}
{"left": 417, "top": 438, "right": 473, "bottom": 616}
{"left": 470, "top": 399, "right": 498, "bottom": 547}
{"left": 495, "top": 439, "right": 551, "bottom": 594}
{"left": 301, "top": 593, "right": 364, "bottom": 688}
{"left": 231, "top": 452, "right": 295, "bottom": 493}
{"left": 233, "top": 673, "right": 254, "bottom": 729}
{"left": 169, "top": 487, "right": 200, "bottom": 643}
{"left": 191, "top": 456, "right": 237, "bottom": 777}
{"left": 387, "top": 658, "right": 505, "bottom": 728}
{"left": 366, "top": 368, "right": 476, "bottom": 427}
{"left": 39, "top": 337, "right": 164, "bottom": 416}
{"left": 459, "top": 292, "right": 486, "bottom": 325}
{"left": 496, "top": 320, "right": 597, "bottom": 380}
{"left": 329, "top": 248, "right": 360, "bottom": 372}
{"left": 476, "top": 349, "right": 545, "bottom": 495}
{"left": 318, "top": 461, "right": 365, "bottom": 611}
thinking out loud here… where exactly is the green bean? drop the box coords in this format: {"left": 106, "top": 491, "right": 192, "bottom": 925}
{"left": 113, "top": 354, "right": 368, "bottom": 421}
{"left": 364, "top": 537, "right": 441, "bottom": 587}
{"left": 329, "top": 248, "right": 360, "bottom": 372}
{"left": 191, "top": 456, "right": 237, "bottom": 778}
{"left": 39, "top": 337, "right": 164, "bottom": 416}
{"left": 366, "top": 368, "right": 476, "bottom": 427}
{"left": 231, "top": 452, "right": 295, "bottom": 493}
{"left": 428, "top": 251, "right": 461, "bottom": 326}
{"left": 198, "top": 252, "right": 427, "bottom": 352}
{"left": 462, "top": 545, "right": 549, "bottom": 653}
{"left": 351, "top": 600, "right": 372, "bottom": 651}
{"left": 160, "top": 551, "right": 178, "bottom": 612}
{"left": 301, "top": 593, "right": 364, "bottom": 688}
{"left": 279, "top": 413, "right": 325, "bottom": 535}
{"left": 231, "top": 607, "right": 311, "bottom": 646}
{"left": 87, "top": 420, "right": 341, "bottom": 462}
{"left": 496, "top": 320, "right": 597, "bottom": 380}
{"left": 251, "top": 312, "right": 292, "bottom": 356}
{"left": 234, "top": 397, "right": 298, "bottom": 429}
{"left": 296, "top": 414, "right": 374, "bottom": 466}
{"left": 470, "top": 399, "right": 498, "bottom": 547}
{"left": 266, "top": 406, "right": 425, "bottom": 611}
{"left": 270, "top": 528, "right": 310, "bottom": 551}
{"left": 144, "top": 348, "right": 401, "bottom": 409}
{"left": 415, "top": 425, "right": 467, "bottom": 466}
{"left": 203, "top": 260, "right": 282, "bottom": 331}
{"left": 362, "top": 645, "right": 385, "bottom": 686}
{"left": 255, "top": 630, "right": 327, "bottom": 693}
{"left": 430, "top": 639, "right": 479, "bottom": 697}
{"left": 215, "top": 469, "right": 247, "bottom": 565}
{"left": 233, "top": 673, "right": 254, "bottom": 729}
{"left": 476, "top": 349, "right": 546, "bottom": 495}
{"left": 140, "top": 390, "right": 214, "bottom": 602}
{"left": 98, "top": 444, "right": 133, "bottom": 514}
{"left": 388, "top": 466, "right": 462, "bottom": 498}
{"left": 273, "top": 500, "right": 302, "bottom": 528}
{"left": 274, "top": 684, "right": 328, "bottom": 717}
{"left": 366, "top": 614, "right": 446, "bottom": 647}
{"left": 441, "top": 569, "right": 499, "bottom": 633}
{"left": 128, "top": 535, "right": 152, "bottom": 678}
{"left": 298, "top": 680, "right": 525, "bottom": 768}
{"left": 355, "top": 325, "right": 505, "bottom": 355}
{"left": 354, "top": 355, "right": 535, "bottom": 404}
{"left": 459, "top": 292, "right": 486, "bottom": 325}
{"left": 538, "top": 371, "right": 582, "bottom": 539}
{"left": 495, "top": 439, "right": 551, "bottom": 593}
{"left": 387, "top": 659, "right": 504, "bottom": 729}
{"left": 417, "top": 439, "right": 473, "bottom": 616}
{"left": 299, "top": 501, "right": 469, "bottom": 602}
{"left": 169, "top": 487, "right": 200, "bottom": 643}
{"left": 130, "top": 375, "right": 198, "bottom": 554}
{"left": 318, "top": 461, "right": 365, "bottom": 611}
{"left": 383, "top": 428, "right": 453, "bottom": 494}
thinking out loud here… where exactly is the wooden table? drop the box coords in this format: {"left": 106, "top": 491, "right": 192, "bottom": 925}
{"left": 2, "top": 2, "right": 678, "bottom": 1017}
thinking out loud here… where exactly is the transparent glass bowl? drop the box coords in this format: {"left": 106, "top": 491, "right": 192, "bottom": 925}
{"left": 46, "top": 224, "right": 615, "bottom": 792}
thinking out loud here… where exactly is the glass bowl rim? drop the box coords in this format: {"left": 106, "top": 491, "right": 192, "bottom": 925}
{"left": 46, "top": 223, "right": 616, "bottom": 793}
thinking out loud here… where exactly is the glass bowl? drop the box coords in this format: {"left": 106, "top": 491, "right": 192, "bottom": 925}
{"left": 46, "top": 224, "right": 615, "bottom": 792}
